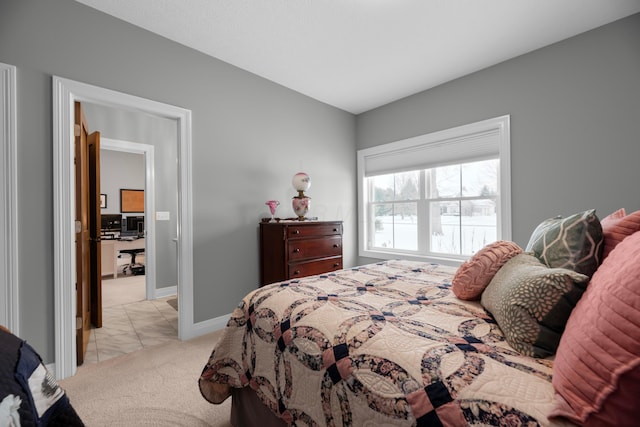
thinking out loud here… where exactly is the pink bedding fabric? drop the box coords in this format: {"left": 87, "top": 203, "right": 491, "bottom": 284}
{"left": 600, "top": 208, "right": 640, "bottom": 260}
{"left": 451, "top": 240, "right": 522, "bottom": 300}
{"left": 550, "top": 230, "right": 640, "bottom": 426}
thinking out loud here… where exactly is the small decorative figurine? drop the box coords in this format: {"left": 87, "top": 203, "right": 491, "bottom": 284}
{"left": 291, "top": 172, "right": 311, "bottom": 220}
{"left": 265, "top": 200, "right": 280, "bottom": 222}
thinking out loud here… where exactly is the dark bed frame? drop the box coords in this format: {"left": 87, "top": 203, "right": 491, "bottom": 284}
{"left": 230, "top": 387, "right": 287, "bottom": 427}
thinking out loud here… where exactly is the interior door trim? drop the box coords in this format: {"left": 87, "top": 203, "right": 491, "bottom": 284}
{"left": 0, "top": 62, "right": 19, "bottom": 333}
{"left": 53, "top": 76, "right": 194, "bottom": 379}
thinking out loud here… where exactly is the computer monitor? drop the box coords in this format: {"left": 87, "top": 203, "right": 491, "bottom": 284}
{"left": 101, "top": 214, "right": 122, "bottom": 232}
{"left": 126, "top": 215, "right": 145, "bottom": 236}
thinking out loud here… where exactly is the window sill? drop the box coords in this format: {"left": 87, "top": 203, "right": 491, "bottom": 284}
{"left": 359, "top": 249, "right": 464, "bottom": 268}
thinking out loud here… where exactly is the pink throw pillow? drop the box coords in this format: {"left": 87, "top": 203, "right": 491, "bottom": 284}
{"left": 602, "top": 208, "right": 626, "bottom": 219}
{"left": 600, "top": 209, "right": 640, "bottom": 260}
{"left": 550, "top": 230, "right": 640, "bottom": 426}
{"left": 451, "top": 240, "right": 522, "bottom": 301}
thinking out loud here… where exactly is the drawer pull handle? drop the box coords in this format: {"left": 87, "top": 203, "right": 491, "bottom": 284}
{"left": 293, "top": 230, "right": 300, "bottom": 234}
{"left": 293, "top": 270, "right": 300, "bottom": 275}
{"left": 293, "top": 248, "right": 300, "bottom": 253}
{"left": 333, "top": 263, "right": 340, "bottom": 267}
{"left": 333, "top": 244, "right": 339, "bottom": 248}
{"left": 333, "top": 228, "right": 338, "bottom": 232}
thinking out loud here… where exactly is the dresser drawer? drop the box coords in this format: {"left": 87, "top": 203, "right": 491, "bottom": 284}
{"left": 260, "top": 220, "right": 343, "bottom": 286}
{"left": 288, "top": 257, "right": 343, "bottom": 279}
{"left": 286, "top": 223, "right": 342, "bottom": 239}
{"left": 288, "top": 236, "right": 342, "bottom": 260}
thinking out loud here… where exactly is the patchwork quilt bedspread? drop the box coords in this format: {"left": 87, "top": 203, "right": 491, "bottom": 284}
{"left": 199, "top": 260, "right": 574, "bottom": 426}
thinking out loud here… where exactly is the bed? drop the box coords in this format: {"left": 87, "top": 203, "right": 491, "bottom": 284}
{"left": 199, "top": 208, "right": 640, "bottom": 426}
{"left": 200, "top": 260, "right": 568, "bottom": 426}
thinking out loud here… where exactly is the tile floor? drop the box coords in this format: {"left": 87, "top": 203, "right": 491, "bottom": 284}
{"left": 82, "top": 271, "right": 178, "bottom": 365}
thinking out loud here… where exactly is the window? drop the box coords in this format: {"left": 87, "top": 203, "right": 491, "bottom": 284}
{"left": 357, "top": 116, "right": 511, "bottom": 263}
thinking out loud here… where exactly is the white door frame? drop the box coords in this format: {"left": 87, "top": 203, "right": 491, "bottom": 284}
{"left": 1, "top": 63, "right": 19, "bottom": 333}
{"left": 101, "top": 138, "right": 157, "bottom": 301}
{"left": 53, "top": 76, "right": 194, "bottom": 379}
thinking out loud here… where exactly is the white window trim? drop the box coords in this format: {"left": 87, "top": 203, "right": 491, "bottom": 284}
{"left": 357, "top": 115, "right": 511, "bottom": 264}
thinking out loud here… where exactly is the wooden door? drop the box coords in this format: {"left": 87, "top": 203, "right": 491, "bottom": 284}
{"left": 74, "top": 101, "right": 102, "bottom": 365}
{"left": 88, "top": 131, "right": 102, "bottom": 328}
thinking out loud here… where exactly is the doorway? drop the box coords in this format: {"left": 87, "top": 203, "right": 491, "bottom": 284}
{"left": 85, "top": 138, "right": 178, "bottom": 364}
{"left": 53, "top": 76, "right": 194, "bottom": 379}
{"left": 99, "top": 138, "right": 157, "bottom": 301}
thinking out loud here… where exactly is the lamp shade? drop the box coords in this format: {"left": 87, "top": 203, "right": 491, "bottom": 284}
{"left": 292, "top": 172, "right": 311, "bottom": 192}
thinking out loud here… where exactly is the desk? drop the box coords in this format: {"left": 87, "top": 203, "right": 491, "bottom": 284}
{"left": 101, "top": 238, "right": 145, "bottom": 278}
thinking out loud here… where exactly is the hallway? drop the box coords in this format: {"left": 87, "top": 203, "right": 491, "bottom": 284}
{"left": 83, "top": 273, "right": 178, "bottom": 365}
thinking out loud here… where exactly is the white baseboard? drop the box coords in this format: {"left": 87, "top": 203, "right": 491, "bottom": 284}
{"left": 154, "top": 286, "right": 177, "bottom": 299}
{"left": 182, "top": 313, "right": 231, "bottom": 340}
{"left": 152, "top": 285, "right": 230, "bottom": 339}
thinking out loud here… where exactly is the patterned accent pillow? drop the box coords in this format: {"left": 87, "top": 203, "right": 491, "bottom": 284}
{"left": 550, "top": 230, "right": 640, "bottom": 426}
{"left": 600, "top": 208, "right": 640, "bottom": 260}
{"left": 452, "top": 240, "right": 523, "bottom": 301}
{"left": 481, "top": 253, "right": 589, "bottom": 358}
{"left": 525, "top": 209, "right": 603, "bottom": 277}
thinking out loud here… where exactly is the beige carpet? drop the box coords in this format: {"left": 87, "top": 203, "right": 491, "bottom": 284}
{"left": 59, "top": 330, "right": 232, "bottom": 427}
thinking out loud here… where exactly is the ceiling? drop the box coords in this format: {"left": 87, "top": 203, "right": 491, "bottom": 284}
{"left": 74, "top": 0, "right": 640, "bottom": 114}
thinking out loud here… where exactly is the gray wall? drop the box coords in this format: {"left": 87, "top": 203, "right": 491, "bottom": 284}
{"left": 357, "top": 13, "right": 640, "bottom": 264}
{"left": 100, "top": 151, "right": 145, "bottom": 216}
{"left": 0, "top": 0, "right": 357, "bottom": 362}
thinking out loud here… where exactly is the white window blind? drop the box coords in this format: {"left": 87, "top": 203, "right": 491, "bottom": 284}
{"left": 361, "top": 116, "right": 509, "bottom": 177}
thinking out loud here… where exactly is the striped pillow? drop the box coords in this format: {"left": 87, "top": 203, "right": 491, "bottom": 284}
{"left": 550, "top": 230, "right": 640, "bottom": 426}
{"left": 600, "top": 209, "right": 640, "bottom": 260}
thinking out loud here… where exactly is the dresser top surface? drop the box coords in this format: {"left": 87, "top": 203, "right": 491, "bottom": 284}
{"left": 260, "top": 220, "right": 342, "bottom": 226}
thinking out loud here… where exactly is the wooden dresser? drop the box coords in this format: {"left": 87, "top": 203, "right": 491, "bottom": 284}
{"left": 259, "top": 220, "right": 343, "bottom": 286}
